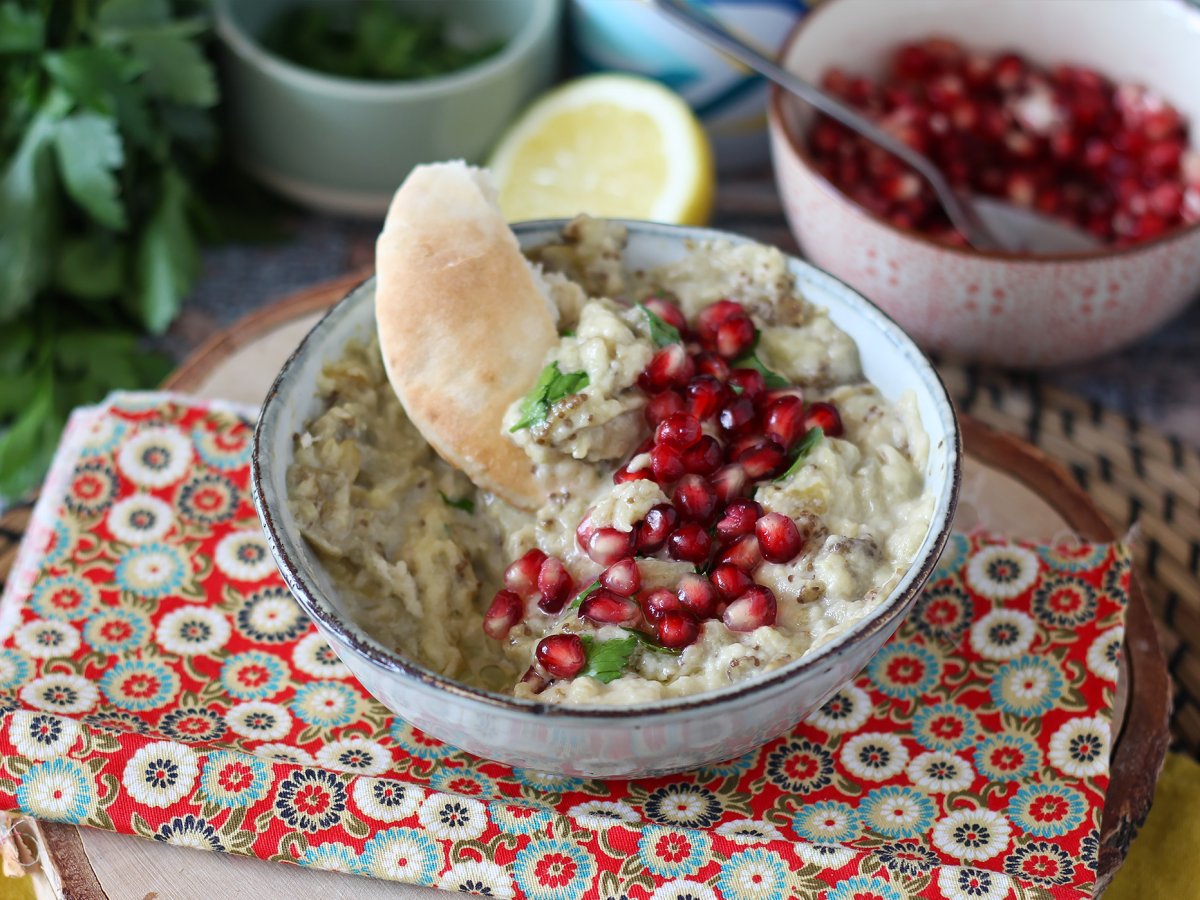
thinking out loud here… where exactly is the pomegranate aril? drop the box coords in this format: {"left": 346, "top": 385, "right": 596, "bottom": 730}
{"left": 718, "top": 534, "right": 762, "bottom": 572}
{"left": 537, "top": 557, "right": 573, "bottom": 613}
{"left": 483, "top": 590, "right": 523, "bottom": 640}
{"left": 737, "top": 439, "right": 787, "bottom": 479}
{"left": 710, "top": 563, "right": 753, "bottom": 603}
{"left": 763, "top": 396, "right": 806, "bottom": 449}
{"left": 694, "top": 351, "right": 731, "bottom": 381}
{"left": 520, "top": 666, "right": 549, "bottom": 694}
{"left": 715, "top": 498, "right": 763, "bottom": 543}
{"left": 676, "top": 572, "right": 720, "bottom": 619}
{"left": 656, "top": 412, "right": 702, "bottom": 449}
{"left": 718, "top": 397, "right": 757, "bottom": 434}
{"left": 576, "top": 515, "right": 597, "bottom": 553}
{"left": 682, "top": 435, "right": 722, "bottom": 476}
{"left": 645, "top": 390, "right": 685, "bottom": 427}
{"left": 587, "top": 527, "right": 635, "bottom": 566}
{"left": 696, "top": 300, "right": 745, "bottom": 345}
{"left": 685, "top": 376, "right": 727, "bottom": 421}
{"left": 711, "top": 464, "right": 748, "bottom": 504}
{"left": 755, "top": 512, "right": 805, "bottom": 564}
{"left": 667, "top": 523, "right": 713, "bottom": 564}
{"left": 804, "top": 401, "right": 844, "bottom": 438}
{"left": 535, "top": 634, "right": 586, "bottom": 679}
{"left": 600, "top": 558, "right": 641, "bottom": 597}
{"left": 579, "top": 590, "right": 641, "bottom": 628}
{"left": 657, "top": 610, "right": 700, "bottom": 649}
{"left": 613, "top": 464, "right": 653, "bottom": 485}
{"left": 639, "top": 344, "right": 694, "bottom": 393}
{"left": 722, "top": 586, "right": 778, "bottom": 632}
{"left": 673, "top": 474, "right": 718, "bottom": 524}
{"left": 715, "top": 314, "right": 757, "bottom": 359}
{"left": 637, "top": 504, "right": 678, "bottom": 554}
{"left": 643, "top": 588, "right": 684, "bottom": 621}
{"left": 642, "top": 296, "right": 688, "bottom": 333}
{"left": 504, "top": 548, "right": 547, "bottom": 597}
{"left": 650, "top": 443, "right": 686, "bottom": 484}
{"left": 727, "top": 368, "right": 766, "bottom": 401}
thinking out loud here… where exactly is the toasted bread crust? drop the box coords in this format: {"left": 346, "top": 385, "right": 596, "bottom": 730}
{"left": 375, "top": 162, "right": 557, "bottom": 510}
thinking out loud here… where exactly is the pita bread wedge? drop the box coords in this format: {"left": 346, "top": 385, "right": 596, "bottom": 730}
{"left": 375, "top": 161, "right": 558, "bottom": 510}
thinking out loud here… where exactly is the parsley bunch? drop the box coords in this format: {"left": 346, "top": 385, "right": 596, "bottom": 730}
{"left": 0, "top": 0, "right": 219, "bottom": 500}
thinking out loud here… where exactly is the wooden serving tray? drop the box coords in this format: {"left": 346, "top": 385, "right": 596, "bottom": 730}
{"left": 9, "top": 275, "right": 1167, "bottom": 899}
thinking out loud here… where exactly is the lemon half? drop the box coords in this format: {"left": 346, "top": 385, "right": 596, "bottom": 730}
{"left": 488, "top": 74, "right": 714, "bottom": 226}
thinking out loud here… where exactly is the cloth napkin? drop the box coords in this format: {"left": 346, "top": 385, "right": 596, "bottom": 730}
{"left": 0, "top": 393, "right": 1131, "bottom": 900}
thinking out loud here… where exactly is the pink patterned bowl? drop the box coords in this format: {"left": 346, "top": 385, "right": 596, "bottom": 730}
{"left": 767, "top": 0, "right": 1200, "bottom": 368}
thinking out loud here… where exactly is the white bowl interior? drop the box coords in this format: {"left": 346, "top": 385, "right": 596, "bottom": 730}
{"left": 779, "top": 0, "right": 1200, "bottom": 153}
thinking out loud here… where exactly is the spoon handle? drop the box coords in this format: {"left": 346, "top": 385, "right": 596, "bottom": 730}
{"left": 650, "top": 0, "right": 1003, "bottom": 251}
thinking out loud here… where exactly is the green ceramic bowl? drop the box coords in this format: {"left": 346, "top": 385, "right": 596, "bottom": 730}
{"left": 214, "top": 0, "right": 561, "bottom": 216}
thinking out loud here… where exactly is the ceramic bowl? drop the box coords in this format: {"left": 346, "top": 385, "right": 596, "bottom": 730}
{"left": 252, "top": 220, "right": 961, "bottom": 778}
{"left": 767, "top": 0, "right": 1200, "bottom": 368}
{"left": 214, "top": 0, "right": 561, "bottom": 216}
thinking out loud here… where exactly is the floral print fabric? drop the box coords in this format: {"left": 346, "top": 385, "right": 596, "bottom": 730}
{"left": 0, "top": 395, "right": 1130, "bottom": 899}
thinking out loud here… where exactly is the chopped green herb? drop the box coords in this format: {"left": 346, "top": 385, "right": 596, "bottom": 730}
{"left": 509, "top": 362, "right": 589, "bottom": 432}
{"left": 775, "top": 427, "right": 824, "bottom": 481}
{"left": 734, "top": 351, "right": 789, "bottom": 389}
{"left": 578, "top": 628, "right": 680, "bottom": 683}
{"left": 560, "top": 329, "right": 575, "bottom": 338}
{"left": 567, "top": 579, "right": 601, "bottom": 611}
{"left": 637, "top": 303, "right": 682, "bottom": 347}
{"left": 438, "top": 490, "right": 474, "bottom": 514}
{"left": 625, "top": 629, "right": 681, "bottom": 656}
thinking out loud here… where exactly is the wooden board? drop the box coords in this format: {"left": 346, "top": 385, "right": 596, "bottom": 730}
{"left": 3, "top": 276, "right": 1168, "bottom": 899}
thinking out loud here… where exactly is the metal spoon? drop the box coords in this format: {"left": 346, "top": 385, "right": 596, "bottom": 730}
{"left": 651, "top": 0, "right": 1100, "bottom": 254}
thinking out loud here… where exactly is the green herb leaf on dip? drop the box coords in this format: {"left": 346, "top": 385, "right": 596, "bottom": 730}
{"left": 438, "top": 490, "right": 474, "bottom": 514}
{"left": 734, "top": 351, "right": 789, "bottom": 389}
{"left": 580, "top": 634, "right": 639, "bottom": 684}
{"left": 775, "top": 426, "right": 824, "bottom": 481}
{"left": 568, "top": 579, "right": 601, "bottom": 611}
{"left": 637, "top": 302, "right": 682, "bottom": 347}
{"left": 509, "top": 362, "right": 589, "bottom": 432}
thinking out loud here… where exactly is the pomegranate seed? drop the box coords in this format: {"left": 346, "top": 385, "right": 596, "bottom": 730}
{"left": 644, "top": 390, "right": 685, "bottom": 427}
{"left": 673, "top": 474, "right": 718, "bottom": 524}
{"left": 587, "top": 528, "right": 635, "bottom": 566}
{"left": 695, "top": 300, "right": 745, "bottom": 346}
{"left": 600, "top": 557, "right": 641, "bottom": 596}
{"left": 657, "top": 610, "right": 700, "bottom": 649}
{"left": 763, "top": 396, "right": 806, "bottom": 449}
{"left": 639, "top": 344, "right": 694, "bottom": 393}
{"left": 576, "top": 515, "right": 597, "bottom": 552}
{"left": 537, "top": 556, "right": 574, "bottom": 613}
{"left": 643, "top": 588, "right": 683, "bottom": 621}
{"left": 804, "top": 401, "right": 844, "bottom": 437}
{"left": 725, "top": 432, "right": 763, "bottom": 462}
{"left": 715, "top": 499, "right": 763, "bottom": 543}
{"left": 676, "top": 572, "right": 720, "bottom": 619}
{"left": 681, "top": 435, "right": 722, "bottom": 475}
{"left": 667, "top": 523, "right": 712, "bottom": 564}
{"left": 613, "top": 464, "right": 653, "bottom": 485}
{"left": 520, "top": 666, "right": 548, "bottom": 694}
{"left": 882, "top": 172, "right": 921, "bottom": 201}
{"left": 637, "top": 504, "right": 678, "bottom": 554}
{"left": 710, "top": 564, "right": 753, "bottom": 603}
{"left": 650, "top": 443, "right": 686, "bottom": 484}
{"left": 643, "top": 296, "right": 688, "bottom": 333}
{"left": 535, "top": 634, "right": 586, "bottom": 679}
{"left": 711, "top": 464, "right": 748, "bottom": 504}
{"left": 717, "top": 534, "right": 762, "bottom": 572}
{"left": 718, "top": 397, "right": 757, "bottom": 434}
{"left": 715, "top": 314, "right": 757, "bottom": 359}
{"left": 737, "top": 439, "right": 787, "bottom": 479}
{"left": 755, "top": 512, "right": 805, "bottom": 564}
{"left": 722, "top": 586, "right": 777, "bottom": 632}
{"left": 1006, "top": 172, "right": 1036, "bottom": 207}
{"left": 1149, "top": 183, "right": 1183, "bottom": 218}
{"left": 483, "top": 590, "right": 523, "bottom": 640}
{"left": 504, "top": 549, "right": 547, "bottom": 597}
{"left": 727, "top": 368, "right": 766, "bottom": 401}
{"left": 579, "top": 590, "right": 641, "bottom": 628}
{"left": 694, "top": 351, "right": 731, "bottom": 380}
{"left": 992, "top": 52, "right": 1026, "bottom": 91}
{"left": 685, "top": 376, "right": 727, "bottom": 421}
{"left": 656, "top": 413, "right": 702, "bottom": 449}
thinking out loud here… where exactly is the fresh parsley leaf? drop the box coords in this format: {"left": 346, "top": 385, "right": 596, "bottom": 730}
{"left": 53, "top": 112, "right": 127, "bottom": 230}
{"left": 438, "top": 491, "right": 474, "bottom": 514}
{"left": 54, "top": 235, "right": 125, "bottom": 299}
{"left": 637, "top": 302, "right": 682, "bottom": 347}
{"left": 734, "top": 351, "right": 789, "bottom": 389}
{"left": 580, "top": 634, "right": 639, "bottom": 684}
{"left": 0, "top": 109, "right": 59, "bottom": 319}
{"left": 42, "top": 48, "right": 144, "bottom": 116}
{"left": 775, "top": 427, "right": 824, "bottom": 481}
{"left": 94, "top": 0, "right": 171, "bottom": 33}
{"left": 0, "top": 3, "right": 44, "bottom": 54}
{"left": 509, "top": 362, "right": 589, "bottom": 432}
{"left": 125, "top": 31, "right": 217, "bottom": 107}
{"left": 567, "top": 579, "right": 601, "bottom": 611}
{"left": 131, "top": 167, "right": 198, "bottom": 334}
{"left": 624, "top": 629, "right": 681, "bottom": 656}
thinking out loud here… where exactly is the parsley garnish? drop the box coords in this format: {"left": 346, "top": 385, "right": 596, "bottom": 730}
{"left": 567, "top": 579, "right": 601, "bottom": 611}
{"left": 579, "top": 630, "right": 679, "bottom": 684}
{"left": 774, "top": 427, "right": 824, "bottom": 481}
{"left": 733, "top": 329, "right": 789, "bottom": 389}
{"left": 637, "top": 303, "right": 682, "bottom": 347}
{"left": 438, "top": 490, "right": 474, "bottom": 514}
{"left": 509, "top": 362, "right": 589, "bottom": 432}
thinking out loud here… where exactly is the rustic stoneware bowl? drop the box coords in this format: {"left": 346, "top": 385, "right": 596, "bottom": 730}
{"left": 768, "top": 0, "right": 1200, "bottom": 368}
{"left": 252, "top": 220, "right": 961, "bottom": 778}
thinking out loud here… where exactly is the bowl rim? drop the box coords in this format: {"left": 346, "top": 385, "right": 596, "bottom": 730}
{"left": 251, "top": 218, "right": 962, "bottom": 720}
{"left": 767, "top": 0, "right": 1200, "bottom": 264}
{"left": 213, "top": 0, "right": 560, "bottom": 101}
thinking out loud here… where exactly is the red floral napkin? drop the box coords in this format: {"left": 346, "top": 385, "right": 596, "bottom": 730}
{"left": 0, "top": 394, "right": 1130, "bottom": 900}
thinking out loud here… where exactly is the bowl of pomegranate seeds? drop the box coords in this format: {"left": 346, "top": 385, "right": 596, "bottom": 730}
{"left": 257, "top": 216, "right": 959, "bottom": 777}
{"left": 767, "top": 0, "right": 1200, "bottom": 367}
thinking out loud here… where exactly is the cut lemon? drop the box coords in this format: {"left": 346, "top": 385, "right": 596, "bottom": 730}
{"left": 488, "top": 74, "right": 715, "bottom": 226}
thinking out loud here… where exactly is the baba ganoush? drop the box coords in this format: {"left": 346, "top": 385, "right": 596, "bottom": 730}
{"left": 287, "top": 218, "right": 935, "bottom": 706}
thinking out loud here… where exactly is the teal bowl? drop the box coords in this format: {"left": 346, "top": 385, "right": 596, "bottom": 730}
{"left": 214, "top": 0, "right": 561, "bottom": 216}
